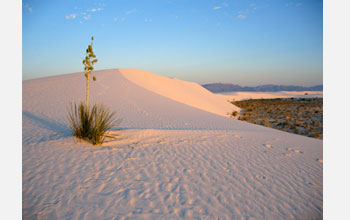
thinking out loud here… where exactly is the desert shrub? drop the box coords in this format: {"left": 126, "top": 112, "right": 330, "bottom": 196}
{"left": 314, "top": 132, "right": 321, "bottom": 139}
{"left": 231, "top": 110, "right": 238, "bottom": 117}
{"left": 285, "top": 118, "right": 291, "bottom": 126}
{"left": 230, "top": 97, "right": 323, "bottom": 139}
{"left": 239, "top": 115, "right": 247, "bottom": 121}
{"left": 262, "top": 117, "right": 272, "bottom": 127}
{"left": 67, "top": 102, "right": 120, "bottom": 145}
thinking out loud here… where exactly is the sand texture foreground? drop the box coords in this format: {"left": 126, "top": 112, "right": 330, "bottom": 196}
{"left": 23, "top": 69, "right": 322, "bottom": 219}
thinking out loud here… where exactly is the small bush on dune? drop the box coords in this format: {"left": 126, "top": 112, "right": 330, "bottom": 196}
{"left": 68, "top": 102, "right": 120, "bottom": 145}
{"left": 231, "top": 110, "right": 238, "bottom": 117}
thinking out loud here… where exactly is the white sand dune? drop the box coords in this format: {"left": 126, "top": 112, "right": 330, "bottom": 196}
{"left": 23, "top": 69, "right": 322, "bottom": 219}
{"left": 119, "top": 68, "right": 239, "bottom": 117}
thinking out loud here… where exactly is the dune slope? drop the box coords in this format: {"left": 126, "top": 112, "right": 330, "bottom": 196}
{"left": 119, "top": 68, "right": 239, "bottom": 117}
{"left": 22, "top": 69, "right": 322, "bottom": 219}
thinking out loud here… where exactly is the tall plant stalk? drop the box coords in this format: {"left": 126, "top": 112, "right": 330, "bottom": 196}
{"left": 83, "top": 36, "right": 98, "bottom": 109}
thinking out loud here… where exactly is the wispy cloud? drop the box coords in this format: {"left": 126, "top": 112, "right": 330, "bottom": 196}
{"left": 235, "top": 2, "right": 260, "bottom": 20}
{"left": 23, "top": 4, "right": 33, "bottom": 13}
{"left": 73, "top": 7, "right": 103, "bottom": 23}
{"left": 83, "top": 15, "right": 91, "bottom": 20}
{"left": 144, "top": 18, "right": 152, "bottom": 22}
{"left": 236, "top": 14, "right": 247, "bottom": 20}
{"left": 126, "top": 9, "right": 137, "bottom": 15}
{"left": 88, "top": 8, "right": 103, "bottom": 12}
{"left": 65, "top": 14, "right": 77, "bottom": 20}
{"left": 249, "top": 3, "right": 257, "bottom": 10}
{"left": 213, "top": 2, "right": 229, "bottom": 11}
{"left": 113, "top": 17, "right": 126, "bottom": 23}
{"left": 286, "top": 2, "right": 302, "bottom": 8}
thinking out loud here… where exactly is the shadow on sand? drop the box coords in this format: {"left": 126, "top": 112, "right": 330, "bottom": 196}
{"left": 23, "top": 111, "right": 72, "bottom": 142}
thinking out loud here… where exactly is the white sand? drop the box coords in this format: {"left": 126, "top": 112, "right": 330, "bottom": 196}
{"left": 220, "top": 91, "right": 323, "bottom": 101}
{"left": 23, "top": 69, "right": 322, "bottom": 219}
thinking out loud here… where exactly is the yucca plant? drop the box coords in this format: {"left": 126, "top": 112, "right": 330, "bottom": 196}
{"left": 68, "top": 102, "right": 119, "bottom": 145}
{"left": 67, "top": 36, "right": 120, "bottom": 145}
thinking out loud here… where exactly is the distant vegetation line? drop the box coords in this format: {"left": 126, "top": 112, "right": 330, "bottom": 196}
{"left": 231, "top": 98, "right": 323, "bottom": 139}
{"left": 202, "top": 83, "right": 323, "bottom": 93}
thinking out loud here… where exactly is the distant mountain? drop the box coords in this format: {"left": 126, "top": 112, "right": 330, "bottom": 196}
{"left": 202, "top": 83, "right": 323, "bottom": 93}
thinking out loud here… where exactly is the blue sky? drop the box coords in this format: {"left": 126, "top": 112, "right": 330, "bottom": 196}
{"left": 22, "top": 0, "right": 322, "bottom": 86}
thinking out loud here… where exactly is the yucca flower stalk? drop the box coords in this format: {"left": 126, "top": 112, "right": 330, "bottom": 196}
{"left": 82, "top": 36, "right": 98, "bottom": 109}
